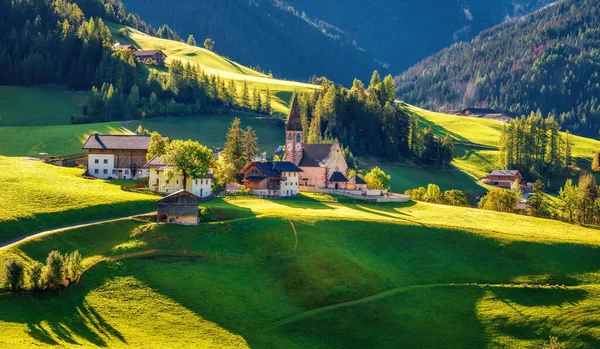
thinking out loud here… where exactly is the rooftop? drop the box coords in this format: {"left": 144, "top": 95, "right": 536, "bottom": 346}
{"left": 489, "top": 170, "right": 521, "bottom": 177}
{"left": 82, "top": 134, "right": 153, "bottom": 151}
{"left": 299, "top": 143, "right": 339, "bottom": 167}
{"left": 329, "top": 171, "right": 349, "bottom": 183}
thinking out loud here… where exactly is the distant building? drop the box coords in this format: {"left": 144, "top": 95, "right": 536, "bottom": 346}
{"left": 241, "top": 161, "right": 303, "bottom": 197}
{"left": 113, "top": 43, "right": 138, "bottom": 52}
{"left": 487, "top": 170, "right": 523, "bottom": 188}
{"left": 132, "top": 50, "right": 167, "bottom": 65}
{"left": 157, "top": 190, "right": 200, "bottom": 225}
{"left": 285, "top": 96, "right": 349, "bottom": 188}
{"left": 457, "top": 108, "right": 516, "bottom": 123}
{"left": 82, "top": 134, "right": 155, "bottom": 180}
{"left": 347, "top": 175, "right": 367, "bottom": 191}
{"left": 144, "top": 155, "right": 213, "bottom": 198}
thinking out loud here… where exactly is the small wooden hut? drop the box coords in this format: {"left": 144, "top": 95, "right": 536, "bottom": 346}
{"left": 157, "top": 190, "right": 200, "bottom": 225}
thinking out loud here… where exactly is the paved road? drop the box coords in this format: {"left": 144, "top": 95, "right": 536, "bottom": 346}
{"left": 0, "top": 213, "right": 155, "bottom": 252}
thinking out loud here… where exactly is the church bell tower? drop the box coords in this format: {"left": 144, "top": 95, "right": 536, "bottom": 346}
{"left": 285, "top": 96, "right": 303, "bottom": 165}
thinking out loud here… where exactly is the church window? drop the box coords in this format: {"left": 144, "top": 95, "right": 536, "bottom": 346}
{"left": 296, "top": 133, "right": 301, "bottom": 142}
{"left": 287, "top": 133, "right": 292, "bottom": 140}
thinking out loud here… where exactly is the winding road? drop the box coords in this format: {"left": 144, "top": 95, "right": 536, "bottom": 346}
{"left": 0, "top": 213, "right": 155, "bottom": 252}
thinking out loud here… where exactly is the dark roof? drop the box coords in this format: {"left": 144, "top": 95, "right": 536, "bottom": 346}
{"left": 241, "top": 161, "right": 303, "bottom": 177}
{"left": 242, "top": 176, "right": 267, "bottom": 183}
{"left": 329, "top": 171, "right": 348, "bottom": 183}
{"left": 133, "top": 50, "right": 166, "bottom": 57}
{"left": 299, "top": 144, "right": 337, "bottom": 167}
{"left": 349, "top": 175, "right": 366, "bottom": 185}
{"left": 82, "top": 134, "right": 153, "bottom": 150}
{"left": 157, "top": 189, "right": 200, "bottom": 203}
{"left": 489, "top": 170, "right": 521, "bottom": 177}
{"left": 144, "top": 155, "right": 170, "bottom": 168}
{"left": 286, "top": 96, "right": 303, "bottom": 131}
{"left": 272, "top": 161, "right": 303, "bottom": 173}
{"left": 462, "top": 108, "right": 497, "bottom": 114}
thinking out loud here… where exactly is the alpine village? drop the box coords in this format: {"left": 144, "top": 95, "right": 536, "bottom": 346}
{"left": 1, "top": 0, "right": 600, "bottom": 348}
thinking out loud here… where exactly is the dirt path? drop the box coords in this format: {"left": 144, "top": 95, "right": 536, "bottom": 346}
{"left": 0, "top": 213, "right": 155, "bottom": 252}
{"left": 260, "top": 282, "right": 575, "bottom": 332}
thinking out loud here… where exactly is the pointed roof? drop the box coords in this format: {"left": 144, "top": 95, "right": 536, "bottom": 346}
{"left": 286, "top": 96, "right": 303, "bottom": 131}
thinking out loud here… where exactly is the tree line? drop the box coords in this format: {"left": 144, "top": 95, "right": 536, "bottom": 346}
{"left": 296, "top": 71, "right": 454, "bottom": 165}
{"left": 499, "top": 111, "right": 571, "bottom": 180}
{"left": 3, "top": 251, "right": 82, "bottom": 294}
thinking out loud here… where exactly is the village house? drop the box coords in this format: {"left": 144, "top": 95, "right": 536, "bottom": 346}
{"left": 157, "top": 189, "right": 200, "bottom": 225}
{"left": 328, "top": 171, "right": 349, "bottom": 190}
{"left": 486, "top": 170, "right": 524, "bottom": 188}
{"left": 82, "top": 134, "right": 157, "bottom": 180}
{"left": 241, "top": 161, "right": 303, "bottom": 197}
{"left": 285, "top": 97, "right": 349, "bottom": 188}
{"left": 133, "top": 50, "right": 167, "bottom": 65}
{"left": 112, "top": 43, "right": 138, "bottom": 52}
{"left": 144, "top": 155, "right": 213, "bottom": 198}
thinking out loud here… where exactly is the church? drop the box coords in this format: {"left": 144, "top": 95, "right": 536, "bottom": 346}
{"left": 285, "top": 97, "right": 349, "bottom": 189}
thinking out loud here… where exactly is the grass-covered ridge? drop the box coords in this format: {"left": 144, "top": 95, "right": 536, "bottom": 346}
{"left": 0, "top": 157, "right": 156, "bottom": 244}
{"left": 1, "top": 195, "right": 599, "bottom": 348}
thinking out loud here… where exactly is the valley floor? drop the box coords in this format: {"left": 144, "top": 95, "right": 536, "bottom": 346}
{"left": 1, "top": 196, "right": 599, "bottom": 348}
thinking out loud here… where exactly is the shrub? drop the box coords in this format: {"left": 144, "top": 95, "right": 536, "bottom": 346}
{"left": 410, "top": 187, "right": 427, "bottom": 200}
{"left": 364, "top": 166, "right": 391, "bottom": 190}
{"left": 442, "top": 190, "right": 468, "bottom": 206}
{"left": 27, "top": 261, "right": 44, "bottom": 291}
{"left": 424, "top": 184, "right": 442, "bottom": 203}
{"left": 479, "top": 188, "right": 519, "bottom": 213}
{"left": 3, "top": 259, "right": 24, "bottom": 292}
{"left": 65, "top": 251, "right": 82, "bottom": 281}
{"left": 44, "top": 251, "right": 65, "bottom": 290}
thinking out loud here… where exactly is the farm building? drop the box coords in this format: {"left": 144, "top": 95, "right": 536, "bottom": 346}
{"left": 133, "top": 50, "right": 167, "bottom": 65}
{"left": 457, "top": 108, "right": 516, "bottom": 123}
{"left": 241, "top": 161, "right": 303, "bottom": 197}
{"left": 486, "top": 170, "right": 523, "bottom": 187}
{"left": 347, "top": 175, "right": 367, "bottom": 191}
{"left": 157, "top": 190, "right": 200, "bottom": 225}
{"left": 113, "top": 43, "right": 137, "bottom": 52}
{"left": 144, "top": 155, "right": 213, "bottom": 198}
{"left": 82, "top": 134, "right": 163, "bottom": 180}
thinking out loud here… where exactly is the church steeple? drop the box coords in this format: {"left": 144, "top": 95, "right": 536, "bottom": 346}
{"left": 286, "top": 96, "right": 303, "bottom": 132}
{"left": 285, "top": 96, "right": 303, "bottom": 165}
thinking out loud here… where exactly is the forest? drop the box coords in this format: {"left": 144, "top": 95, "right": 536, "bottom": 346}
{"left": 396, "top": 0, "right": 600, "bottom": 138}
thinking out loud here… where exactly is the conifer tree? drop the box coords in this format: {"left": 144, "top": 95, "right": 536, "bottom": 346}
{"left": 240, "top": 80, "right": 249, "bottom": 109}
{"left": 264, "top": 88, "right": 272, "bottom": 115}
{"left": 243, "top": 126, "right": 259, "bottom": 163}
{"left": 187, "top": 34, "right": 196, "bottom": 46}
{"left": 592, "top": 152, "right": 600, "bottom": 172}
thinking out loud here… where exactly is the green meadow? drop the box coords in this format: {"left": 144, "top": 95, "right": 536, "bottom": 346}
{"left": 0, "top": 85, "right": 86, "bottom": 126}
{"left": 1, "top": 195, "right": 599, "bottom": 348}
{"left": 108, "top": 23, "right": 319, "bottom": 116}
{"left": 0, "top": 157, "right": 157, "bottom": 244}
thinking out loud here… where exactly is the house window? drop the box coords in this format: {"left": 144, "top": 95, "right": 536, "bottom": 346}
{"left": 176, "top": 180, "right": 179, "bottom": 184}
{"left": 195, "top": 180, "right": 198, "bottom": 185}
{"left": 103, "top": 169, "right": 108, "bottom": 174}
{"left": 125, "top": 170, "right": 129, "bottom": 174}
{"left": 94, "top": 159, "right": 99, "bottom": 164}
{"left": 138, "top": 170, "right": 142, "bottom": 175}
{"left": 94, "top": 169, "right": 99, "bottom": 174}
{"left": 103, "top": 159, "right": 108, "bottom": 164}
{"left": 112, "top": 169, "right": 117, "bottom": 174}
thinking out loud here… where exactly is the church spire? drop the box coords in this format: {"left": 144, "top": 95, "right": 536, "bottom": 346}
{"left": 286, "top": 95, "right": 303, "bottom": 132}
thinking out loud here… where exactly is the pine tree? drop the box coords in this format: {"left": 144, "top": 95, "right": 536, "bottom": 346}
{"left": 591, "top": 152, "right": 600, "bottom": 172}
{"left": 187, "top": 34, "right": 196, "bottom": 46}
{"left": 307, "top": 113, "right": 322, "bottom": 143}
{"left": 222, "top": 118, "right": 246, "bottom": 181}
{"left": 564, "top": 130, "right": 573, "bottom": 169}
{"left": 241, "top": 80, "right": 249, "bottom": 109}
{"left": 243, "top": 126, "right": 259, "bottom": 163}
{"left": 264, "top": 88, "right": 272, "bottom": 115}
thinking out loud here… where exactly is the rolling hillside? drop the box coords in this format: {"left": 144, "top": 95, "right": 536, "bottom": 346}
{"left": 1, "top": 195, "right": 600, "bottom": 347}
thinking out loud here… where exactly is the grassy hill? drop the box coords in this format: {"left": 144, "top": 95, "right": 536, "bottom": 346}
{"left": 109, "top": 23, "right": 319, "bottom": 116}
{"left": 0, "top": 157, "right": 157, "bottom": 244}
{"left": 1, "top": 195, "right": 599, "bottom": 348}
{"left": 0, "top": 85, "right": 86, "bottom": 126}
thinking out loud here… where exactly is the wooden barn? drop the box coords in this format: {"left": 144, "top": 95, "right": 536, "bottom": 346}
{"left": 157, "top": 190, "right": 200, "bottom": 225}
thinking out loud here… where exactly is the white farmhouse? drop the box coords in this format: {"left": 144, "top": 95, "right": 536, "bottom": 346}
{"left": 144, "top": 155, "right": 213, "bottom": 198}
{"left": 82, "top": 134, "right": 157, "bottom": 180}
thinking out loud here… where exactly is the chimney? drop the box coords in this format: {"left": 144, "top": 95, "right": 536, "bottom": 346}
{"left": 94, "top": 133, "right": 99, "bottom": 139}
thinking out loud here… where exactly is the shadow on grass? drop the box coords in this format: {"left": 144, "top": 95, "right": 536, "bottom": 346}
{"left": 0, "top": 264, "right": 126, "bottom": 346}
{"left": 0, "top": 200, "right": 156, "bottom": 246}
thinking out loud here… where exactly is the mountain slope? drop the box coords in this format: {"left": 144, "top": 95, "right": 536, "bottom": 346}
{"left": 119, "top": 0, "right": 382, "bottom": 84}
{"left": 121, "top": 0, "right": 552, "bottom": 83}
{"left": 395, "top": 0, "right": 600, "bottom": 138}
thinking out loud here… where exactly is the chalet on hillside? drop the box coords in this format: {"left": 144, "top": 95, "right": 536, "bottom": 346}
{"left": 486, "top": 170, "right": 523, "bottom": 188}
{"left": 241, "top": 161, "right": 303, "bottom": 197}
{"left": 133, "top": 50, "right": 167, "bottom": 65}
{"left": 157, "top": 190, "right": 200, "bottom": 225}
{"left": 457, "top": 108, "right": 516, "bottom": 123}
{"left": 113, "top": 43, "right": 138, "bottom": 52}
{"left": 82, "top": 134, "right": 159, "bottom": 180}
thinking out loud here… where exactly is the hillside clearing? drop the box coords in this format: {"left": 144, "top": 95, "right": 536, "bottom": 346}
{"left": 1, "top": 196, "right": 599, "bottom": 348}
{"left": 0, "top": 157, "right": 156, "bottom": 244}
